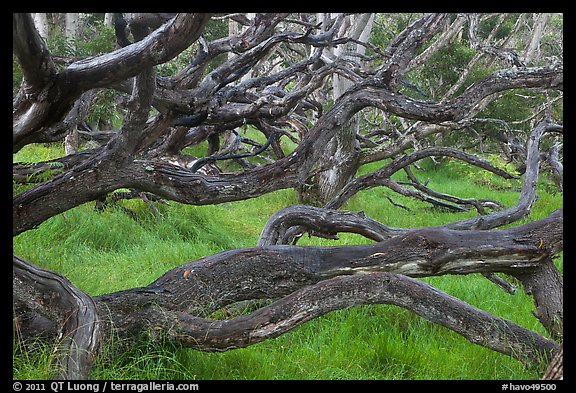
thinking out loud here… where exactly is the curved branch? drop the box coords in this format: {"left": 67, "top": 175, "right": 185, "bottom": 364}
{"left": 158, "top": 272, "right": 557, "bottom": 366}
{"left": 381, "top": 177, "right": 472, "bottom": 212}
{"left": 401, "top": 165, "right": 505, "bottom": 214}
{"left": 12, "top": 15, "right": 562, "bottom": 237}
{"left": 63, "top": 14, "right": 212, "bottom": 90}
{"left": 258, "top": 204, "right": 405, "bottom": 246}
{"left": 443, "top": 121, "right": 562, "bottom": 230}
{"left": 326, "top": 146, "right": 517, "bottom": 210}
{"left": 190, "top": 130, "right": 280, "bottom": 173}
{"left": 546, "top": 142, "right": 563, "bottom": 192}
{"left": 327, "top": 121, "right": 561, "bottom": 231}
{"left": 13, "top": 14, "right": 212, "bottom": 152}
{"left": 12, "top": 13, "right": 56, "bottom": 92}
{"left": 364, "top": 64, "right": 562, "bottom": 123}
{"left": 259, "top": 122, "right": 562, "bottom": 248}
{"left": 13, "top": 255, "right": 100, "bottom": 380}
{"left": 16, "top": 210, "right": 562, "bottom": 376}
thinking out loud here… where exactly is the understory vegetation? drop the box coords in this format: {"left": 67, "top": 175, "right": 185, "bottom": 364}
{"left": 13, "top": 143, "right": 562, "bottom": 380}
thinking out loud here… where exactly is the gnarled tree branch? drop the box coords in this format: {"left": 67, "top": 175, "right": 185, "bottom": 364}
{"left": 155, "top": 272, "right": 557, "bottom": 366}
{"left": 13, "top": 255, "right": 100, "bottom": 380}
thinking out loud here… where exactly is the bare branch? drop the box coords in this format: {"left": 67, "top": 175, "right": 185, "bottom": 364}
{"left": 326, "top": 146, "right": 517, "bottom": 210}
{"left": 13, "top": 13, "right": 56, "bottom": 92}
{"left": 258, "top": 204, "right": 404, "bottom": 246}
{"left": 158, "top": 272, "right": 557, "bottom": 366}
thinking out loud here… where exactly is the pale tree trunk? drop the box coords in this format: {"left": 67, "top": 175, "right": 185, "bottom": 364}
{"left": 523, "top": 13, "right": 550, "bottom": 65}
{"left": 244, "top": 14, "right": 256, "bottom": 81}
{"left": 228, "top": 13, "right": 255, "bottom": 76}
{"left": 332, "top": 13, "right": 374, "bottom": 98}
{"left": 228, "top": 17, "right": 240, "bottom": 60}
{"left": 64, "top": 128, "right": 79, "bottom": 155}
{"left": 315, "top": 13, "right": 374, "bottom": 203}
{"left": 104, "top": 13, "right": 114, "bottom": 27}
{"left": 33, "top": 13, "right": 49, "bottom": 41}
{"left": 63, "top": 13, "right": 82, "bottom": 153}
{"left": 65, "top": 13, "right": 81, "bottom": 52}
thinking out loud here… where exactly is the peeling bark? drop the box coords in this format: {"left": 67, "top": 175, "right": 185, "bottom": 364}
{"left": 155, "top": 272, "right": 557, "bottom": 366}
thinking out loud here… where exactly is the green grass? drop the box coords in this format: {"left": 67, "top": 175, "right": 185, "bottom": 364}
{"left": 13, "top": 146, "right": 562, "bottom": 380}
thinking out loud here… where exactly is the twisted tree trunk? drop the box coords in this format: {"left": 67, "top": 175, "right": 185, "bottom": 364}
{"left": 13, "top": 256, "right": 100, "bottom": 380}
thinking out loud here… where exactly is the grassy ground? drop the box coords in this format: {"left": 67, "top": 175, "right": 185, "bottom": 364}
{"left": 13, "top": 145, "right": 562, "bottom": 380}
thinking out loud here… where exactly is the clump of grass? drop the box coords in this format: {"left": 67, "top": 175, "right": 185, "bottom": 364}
{"left": 90, "top": 333, "right": 198, "bottom": 380}
{"left": 13, "top": 338, "right": 59, "bottom": 379}
{"left": 13, "top": 142, "right": 66, "bottom": 164}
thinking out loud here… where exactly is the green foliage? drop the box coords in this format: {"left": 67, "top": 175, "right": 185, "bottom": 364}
{"left": 47, "top": 19, "right": 115, "bottom": 58}
{"left": 370, "top": 14, "right": 424, "bottom": 50}
{"left": 420, "top": 43, "right": 476, "bottom": 94}
{"left": 26, "top": 161, "right": 65, "bottom": 184}
{"left": 540, "top": 14, "right": 563, "bottom": 61}
{"left": 476, "top": 14, "right": 519, "bottom": 42}
{"left": 413, "top": 40, "right": 490, "bottom": 102}
{"left": 482, "top": 91, "right": 540, "bottom": 127}
{"left": 86, "top": 89, "right": 124, "bottom": 129}
{"left": 434, "top": 153, "right": 521, "bottom": 191}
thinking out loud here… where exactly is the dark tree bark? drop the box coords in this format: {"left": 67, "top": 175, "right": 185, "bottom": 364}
{"left": 13, "top": 13, "right": 562, "bottom": 379}
{"left": 13, "top": 256, "right": 100, "bottom": 380}
{"left": 13, "top": 13, "right": 212, "bottom": 152}
{"left": 147, "top": 272, "right": 557, "bottom": 365}
{"left": 542, "top": 343, "right": 563, "bottom": 380}
{"left": 512, "top": 258, "right": 563, "bottom": 340}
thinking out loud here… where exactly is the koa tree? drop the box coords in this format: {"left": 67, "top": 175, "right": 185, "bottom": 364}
{"left": 13, "top": 13, "right": 563, "bottom": 379}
